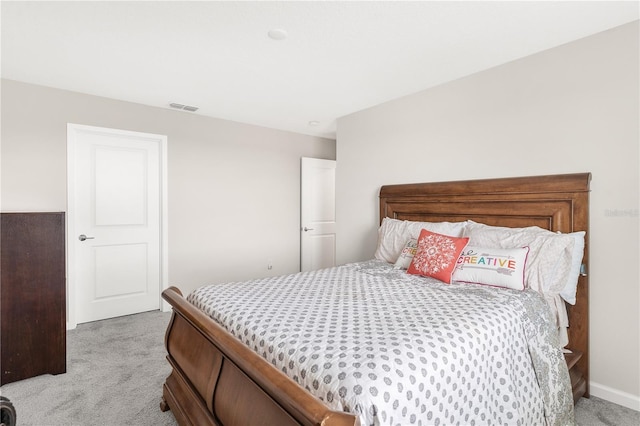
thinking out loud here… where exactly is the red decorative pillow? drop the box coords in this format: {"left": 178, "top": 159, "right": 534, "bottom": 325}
{"left": 407, "top": 229, "right": 469, "bottom": 284}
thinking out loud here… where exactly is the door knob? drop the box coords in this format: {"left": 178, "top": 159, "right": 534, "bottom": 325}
{"left": 78, "top": 234, "right": 95, "bottom": 241}
{"left": 303, "top": 227, "right": 314, "bottom": 232}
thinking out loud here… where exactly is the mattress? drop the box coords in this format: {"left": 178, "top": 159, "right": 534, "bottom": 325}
{"left": 188, "top": 260, "right": 574, "bottom": 426}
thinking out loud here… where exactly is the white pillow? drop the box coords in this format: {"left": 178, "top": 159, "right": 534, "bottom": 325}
{"left": 375, "top": 218, "right": 467, "bottom": 264}
{"left": 393, "top": 238, "right": 417, "bottom": 270}
{"left": 463, "top": 221, "right": 576, "bottom": 295}
{"left": 559, "top": 231, "right": 585, "bottom": 305}
{"left": 452, "top": 245, "right": 529, "bottom": 290}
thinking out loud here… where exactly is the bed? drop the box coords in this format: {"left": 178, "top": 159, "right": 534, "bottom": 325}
{"left": 160, "top": 173, "right": 590, "bottom": 426}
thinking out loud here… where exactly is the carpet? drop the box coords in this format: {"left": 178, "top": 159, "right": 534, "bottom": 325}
{"left": 1, "top": 310, "right": 177, "bottom": 425}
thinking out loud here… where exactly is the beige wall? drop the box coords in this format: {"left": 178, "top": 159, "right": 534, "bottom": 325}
{"left": 1, "top": 79, "right": 336, "bottom": 297}
{"left": 336, "top": 21, "right": 639, "bottom": 407}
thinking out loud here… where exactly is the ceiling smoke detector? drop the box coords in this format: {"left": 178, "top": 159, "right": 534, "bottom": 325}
{"left": 169, "top": 102, "right": 199, "bottom": 112}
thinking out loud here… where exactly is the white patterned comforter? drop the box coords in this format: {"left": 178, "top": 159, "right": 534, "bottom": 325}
{"left": 188, "top": 260, "right": 574, "bottom": 426}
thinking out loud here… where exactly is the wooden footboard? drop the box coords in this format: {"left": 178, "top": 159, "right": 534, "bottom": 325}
{"left": 160, "top": 286, "right": 359, "bottom": 426}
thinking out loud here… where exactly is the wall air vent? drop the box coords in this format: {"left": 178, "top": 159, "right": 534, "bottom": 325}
{"left": 169, "top": 103, "right": 199, "bottom": 112}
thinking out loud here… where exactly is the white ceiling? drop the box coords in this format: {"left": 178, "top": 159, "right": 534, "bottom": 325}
{"left": 2, "top": 1, "right": 638, "bottom": 139}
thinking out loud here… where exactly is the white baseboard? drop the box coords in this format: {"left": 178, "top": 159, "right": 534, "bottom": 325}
{"left": 590, "top": 381, "right": 640, "bottom": 411}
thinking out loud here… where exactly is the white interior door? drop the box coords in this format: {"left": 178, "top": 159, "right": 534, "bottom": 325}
{"left": 68, "top": 124, "right": 167, "bottom": 325}
{"left": 300, "top": 157, "right": 336, "bottom": 272}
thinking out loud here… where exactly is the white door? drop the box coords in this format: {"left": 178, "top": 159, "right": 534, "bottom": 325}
{"left": 300, "top": 157, "right": 336, "bottom": 272}
{"left": 68, "top": 124, "right": 167, "bottom": 325}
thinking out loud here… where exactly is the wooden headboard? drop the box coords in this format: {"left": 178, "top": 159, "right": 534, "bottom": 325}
{"left": 380, "top": 173, "right": 591, "bottom": 399}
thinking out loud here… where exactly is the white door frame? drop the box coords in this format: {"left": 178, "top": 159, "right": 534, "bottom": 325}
{"left": 66, "top": 123, "right": 169, "bottom": 330}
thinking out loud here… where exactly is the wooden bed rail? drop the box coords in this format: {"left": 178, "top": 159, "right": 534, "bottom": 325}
{"left": 161, "top": 286, "right": 360, "bottom": 426}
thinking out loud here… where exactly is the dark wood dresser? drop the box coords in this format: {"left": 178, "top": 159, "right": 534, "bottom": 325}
{"left": 1, "top": 212, "right": 66, "bottom": 385}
